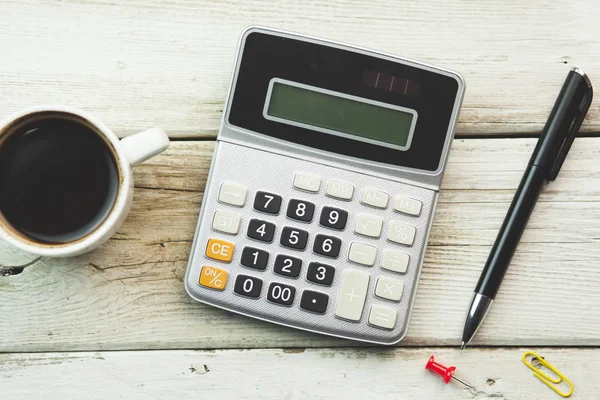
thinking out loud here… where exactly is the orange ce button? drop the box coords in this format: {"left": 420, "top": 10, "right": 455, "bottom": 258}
{"left": 206, "top": 238, "right": 234, "bottom": 262}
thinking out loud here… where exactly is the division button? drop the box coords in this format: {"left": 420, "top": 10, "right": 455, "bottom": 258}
{"left": 361, "top": 188, "right": 389, "bottom": 209}
{"left": 218, "top": 182, "right": 248, "bottom": 207}
{"left": 212, "top": 210, "right": 241, "bottom": 234}
{"left": 199, "top": 266, "right": 228, "bottom": 290}
{"left": 335, "top": 269, "right": 370, "bottom": 321}
{"left": 375, "top": 277, "right": 404, "bottom": 301}
{"left": 381, "top": 249, "right": 410, "bottom": 273}
{"left": 348, "top": 242, "right": 377, "bottom": 266}
{"left": 234, "top": 274, "right": 263, "bottom": 298}
{"left": 387, "top": 221, "right": 416, "bottom": 246}
{"left": 300, "top": 290, "right": 329, "bottom": 314}
{"left": 393, "top": 195, "right": 422, "bottom": 216}
{"left": 368, "top": 304, "right": 398, "bottom": 329}
{"left": 293, "top": 172, "right": 321, "bottom": 192}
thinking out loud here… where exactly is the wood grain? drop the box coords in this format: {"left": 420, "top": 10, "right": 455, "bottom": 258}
{"left": 1, "top": 348, "right": 595, "bottom": 399}
{"left": 2, "top": 138, "right": 599, "bottom": 352}
{"left": 1, "top": 0, "right": 599, "bottom": 137}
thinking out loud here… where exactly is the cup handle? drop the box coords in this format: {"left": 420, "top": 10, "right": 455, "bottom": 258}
{"left": 119, "top": 127, "right": 170, "bottom": 167}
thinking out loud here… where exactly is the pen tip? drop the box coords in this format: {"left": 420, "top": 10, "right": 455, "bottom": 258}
{"left": 460, "top": 341, "right": 466, "bottom": 351}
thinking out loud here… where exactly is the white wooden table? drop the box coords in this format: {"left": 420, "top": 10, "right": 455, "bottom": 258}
{"left": 2, "top": 1, "right": 600, "bottom": 398}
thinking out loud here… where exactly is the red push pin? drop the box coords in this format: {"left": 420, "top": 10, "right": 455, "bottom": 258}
{"left": 425, "top": 355, "right": 473, "bottom": 388}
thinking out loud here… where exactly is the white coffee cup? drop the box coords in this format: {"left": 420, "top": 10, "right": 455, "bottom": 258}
{"left": 0, "top": 105, "right": 170, "bottom": 257}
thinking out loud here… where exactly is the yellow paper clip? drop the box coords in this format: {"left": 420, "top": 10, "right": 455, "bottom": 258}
{"left": 522, "top": 351, "right": 574, "bottom": 397}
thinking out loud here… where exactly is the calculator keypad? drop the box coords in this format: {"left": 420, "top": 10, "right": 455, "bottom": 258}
{"left": 187, "top": 143, "right": 436, "bottom": 345}
{"left": 306, "top": 262, "right": 335, "bottom": 285}
{"left": 247, "top": 219, "right": 276, "bottom": 242}
{"left": 273, "top": 254, "right": 302, "bottom": 278}
{"left": 254, "top": 191, "right": 282, "bottom": 215}
{"left": 313, "top": 234, "right": 341, "bottom": 258}
{"left": 240, "top": 247, "right": 269, "bottom": 270}
{"left": 234, "top": 275, "right": 262, "bottom": 298}
{"left": 300, "top": 290, "right": 329, "bottom": 314}
{"left": 287, "top": 199, "right": 315, "bottom": 222}
{"left": 319, "top": 207, "right": 348, "bottom": 230}
{"left": 280, "top": 227, "right": 309, "bottom": 250}
{"left": 267, "top": 282, "right": 296, "bottom": 306}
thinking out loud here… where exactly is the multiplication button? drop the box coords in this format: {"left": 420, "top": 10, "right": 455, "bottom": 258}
{"left": 300, "top": 290, "right": 329, "bottom": 314}
{"left": 375, "top": 277, "right": 404, "bottom": 301}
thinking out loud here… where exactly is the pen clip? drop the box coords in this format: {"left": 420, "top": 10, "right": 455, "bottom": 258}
{"left": 547, "top": 89, "right": 592, "bottom": 181}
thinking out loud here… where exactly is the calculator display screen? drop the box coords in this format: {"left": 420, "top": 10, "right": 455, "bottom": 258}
{"left": 228, "top": 31, "right": 462, "bottom": 172}
{"left": 264, "top": 79, "right": 417, "bottom": 150}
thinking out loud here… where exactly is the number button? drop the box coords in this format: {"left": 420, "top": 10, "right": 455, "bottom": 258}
{"left": 267, "top": 282, "right": 296, "bottom": 306}
{"left": 247, "top": 219, "right": 276, "bottom": 242}
{"left": 306, "top": 262, "right": 335, "bottom": 286}
{"left": 240, "top": 247, "right": 269, "bottom": 270}
{"left": 280, "top": 227, "right": 309, "bottom": 250}
{"left": 319, "top": 207, "right": 348, "bottom": 230}
{"left": 300, "top": 290, "right": 329, "bottom": 314}
{"left": 254, "top": 191, "right": 282, "bottom": 215}
{"left": 234, "top": 275, "right": 263, "bottom": 298}
{"left": 274, "top": 255, "right": 302, "bottom": 278}
{"left": 286, "top": 199, "right": 315, "bottom": 222}
{"left": 313, "top": 234, "right": 341, "bottom": 258}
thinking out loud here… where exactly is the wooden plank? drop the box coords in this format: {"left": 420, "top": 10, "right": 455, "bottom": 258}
{"left": 1, "top": 138, "right": 600, "bottom": 351}
{"left": 1, "top": 0, "right": 599, "bottom": 137}
{"left": 1, "top": 348, "right": 594, "bottom": 399}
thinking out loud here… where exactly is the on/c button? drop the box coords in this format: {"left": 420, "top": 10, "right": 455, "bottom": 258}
{"left": 206, "top": 238, "right": 235, "bottom": 262}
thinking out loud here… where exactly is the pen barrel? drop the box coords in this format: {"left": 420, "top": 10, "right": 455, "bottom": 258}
{"left": 475, "top": 164, "right": 546, "bottom": 299}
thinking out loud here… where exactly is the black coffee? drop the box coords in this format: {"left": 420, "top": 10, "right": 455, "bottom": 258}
{"left": 0, "top": 116, "right": 119, "bottom": 244}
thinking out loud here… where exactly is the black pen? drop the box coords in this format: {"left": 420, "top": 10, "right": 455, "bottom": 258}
{"left": 460, "top": 67, "right": 593, "bottom": 350}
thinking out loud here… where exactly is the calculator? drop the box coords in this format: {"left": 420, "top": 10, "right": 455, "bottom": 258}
{"left": 184, "top": 27, "right": 465, "bottom": 344}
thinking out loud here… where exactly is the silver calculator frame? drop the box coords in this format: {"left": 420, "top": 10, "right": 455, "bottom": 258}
{"left": 185, "top": 26, "right": 465, "bottom": 345}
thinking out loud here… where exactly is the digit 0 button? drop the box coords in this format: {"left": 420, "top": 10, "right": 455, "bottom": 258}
{"left": 234, "top": 275, "right": 263, "bottom": 298}
{"left": 218, "top": 182, "right": 247, "bottom": 206}
{"left": 293, "top": 172, "right": 321, "bottom": 192}
{"left": 205, "top": 238, "right": 235, "bottom": 262}
{"left": 393, "top": 195, "right": 422, "bottom": 216}
{"left": 387, "top": 221, "right": 416, "bottom": 246}
{"left": 199, "top": 266, "right": 228, "bottom": 290}
{"left": 361, "top": 188, "right": 389, "bottom": 209}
